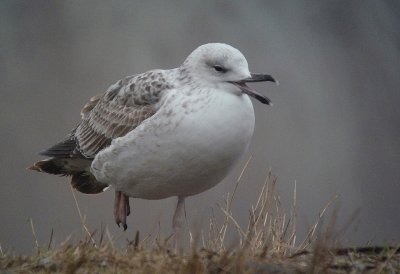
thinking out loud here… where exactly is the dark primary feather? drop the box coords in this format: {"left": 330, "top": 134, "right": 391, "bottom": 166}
{"left": 39, "top": 136, "right": 84, "bottom": 158}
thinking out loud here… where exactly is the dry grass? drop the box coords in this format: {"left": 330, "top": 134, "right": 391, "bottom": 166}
{"left": 2, "top": 168, "right": 399, "bottom": 273}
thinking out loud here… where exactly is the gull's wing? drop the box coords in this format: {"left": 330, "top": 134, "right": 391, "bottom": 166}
{"left": 76, "top": 96, "right": 155, "bottom": 158}
{"left": 30, "top": 70, "right": 173, "bottom": 194}
{"left": 41, "top": 70, "right": 172, "bottom": 159}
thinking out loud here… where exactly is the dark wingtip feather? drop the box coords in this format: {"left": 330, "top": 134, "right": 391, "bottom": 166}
{"left": 39, "top": 138, "right": 82, "bottom": 158}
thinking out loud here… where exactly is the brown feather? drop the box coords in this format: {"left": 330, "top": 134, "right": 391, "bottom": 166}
{"left": 30, "top": 70, "right": 172, "bottom": 194}
{"left": 75, "top": 95, "right": 156, "bottom": 158}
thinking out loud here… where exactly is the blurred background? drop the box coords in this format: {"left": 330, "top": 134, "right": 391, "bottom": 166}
{"left": 1, "top": 1, "right": 399, "bottom": 254}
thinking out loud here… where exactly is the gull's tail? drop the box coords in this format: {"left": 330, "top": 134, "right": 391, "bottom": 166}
{"left": 28, "top": 138, "right": 109, "bottom": 194}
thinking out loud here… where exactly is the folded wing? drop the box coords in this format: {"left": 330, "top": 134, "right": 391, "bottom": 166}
{"left": 30, "top": 71, "right": 171, "bottom": 193}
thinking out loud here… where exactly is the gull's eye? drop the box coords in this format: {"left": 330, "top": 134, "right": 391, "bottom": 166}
{"left": 213, "top": 65, "right": 227, "bottom": 73}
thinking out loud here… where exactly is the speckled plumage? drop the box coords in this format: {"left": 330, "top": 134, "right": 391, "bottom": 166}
{"left": 76, "top": 70, "right": 176, "bottom": 158}
{"left": 29, "top": 43, "right": 276, "bottom": 232}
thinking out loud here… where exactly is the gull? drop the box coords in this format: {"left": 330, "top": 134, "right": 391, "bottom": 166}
{"left": 29, "top": 43, "right": 277, "bottom": 234}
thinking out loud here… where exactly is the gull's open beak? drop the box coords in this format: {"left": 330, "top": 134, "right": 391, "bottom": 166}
{"left": 230, "top": 73, "right": 277, "bottom": 105}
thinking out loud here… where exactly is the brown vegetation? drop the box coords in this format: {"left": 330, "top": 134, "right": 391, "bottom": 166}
{"left": 1, "top": 168, "right": 399, "bottom": 273}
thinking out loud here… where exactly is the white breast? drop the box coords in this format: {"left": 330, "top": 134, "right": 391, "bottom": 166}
{"left": 91, "top": 87, "right": 255, "bottom": 199}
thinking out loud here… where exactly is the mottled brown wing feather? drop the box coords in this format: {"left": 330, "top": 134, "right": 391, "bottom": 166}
{"left": 75, "top": 101, "right": 155, "bottom": 158}
{"left": 39, "top": 71, "right": 169, "bottom": 160}
{"left": 73, "top": 71, "right": 169, "bottom": 158}
{"left": 81, "top": 93, "right": 104, "bottom": 119}
{"left": 31, "top": 71, "right": 169, "bottom": 194}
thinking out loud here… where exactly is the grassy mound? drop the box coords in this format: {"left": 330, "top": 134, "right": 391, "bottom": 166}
{"left": 2, "top": 169, "right": 399, "bottom": 273}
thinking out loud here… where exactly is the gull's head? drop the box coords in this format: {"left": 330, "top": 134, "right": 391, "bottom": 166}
{"left": 181, "top": 43, "right": 277, "bottom": 105}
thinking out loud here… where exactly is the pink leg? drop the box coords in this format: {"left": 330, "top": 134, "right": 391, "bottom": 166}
{"left": 173, "top": 196, "right": 185, "bottom": 250}
{"left": 126, "top": 197, "right": 131, "bottom": 216}
{"left": 114, "top": 191, "right": 130, "bottom": 230}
